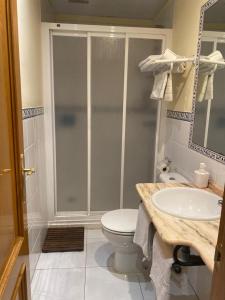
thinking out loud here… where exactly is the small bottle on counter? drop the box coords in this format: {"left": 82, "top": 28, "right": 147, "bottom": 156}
{"left": 194, "top": 163, "right": 209, "bottom": 188}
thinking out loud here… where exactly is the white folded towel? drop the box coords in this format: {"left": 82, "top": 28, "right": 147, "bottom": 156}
{"left": 150, "top": 233, "right": 192, "bottom": 300}
{"left": 151, "top": 71, "right": 169, "bottom": 101}
{"left": 139, "top": 49, "right": 186, "bottom": 74}
{"left": 197, "top": 50, "right": 224, "bottom": 102}
{"left": 133, "top": 203, "right": 153, "bottom": 260}
{"left": 139, "top": 48, "right": 187, "bottom": 102}
{"left": 150, "top": 63, "right": 173, "bottom": 101}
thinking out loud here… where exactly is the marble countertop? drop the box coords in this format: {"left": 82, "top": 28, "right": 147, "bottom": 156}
{"left": 136, "top": 182, "right": 222, "bottom": 272}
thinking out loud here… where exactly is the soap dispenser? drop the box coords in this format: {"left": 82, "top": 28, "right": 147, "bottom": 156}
{"left": 194, "top": 163, "right": 209, "bottom": 188}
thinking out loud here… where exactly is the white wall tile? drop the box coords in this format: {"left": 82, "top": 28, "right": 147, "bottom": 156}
{"left": 165, "top": 118, "right": 225, "bottom": 186}
{"left": 164, "top": 116, "right": 225, "bottom": 300}
{"left": 23, "top": 114, "right": 48, "bottom": 282}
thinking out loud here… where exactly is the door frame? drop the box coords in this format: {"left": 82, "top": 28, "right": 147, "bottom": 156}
{"left": 42, "top": 22, "right": 172, "bottom": 226}
{"left": 211, "top": 188, "right": 225, "bottom": 300}
{"left": 0, "top": 0, "right": 30, "bottom": 298}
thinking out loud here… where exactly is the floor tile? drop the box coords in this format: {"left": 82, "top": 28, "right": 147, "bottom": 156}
{"left": 85, "top": 267, "right": 143, "bottom": 300}
{"left": 31, "top": 268, "right": 85, "bottom": 300}
{"left": 86, "top": 228, "right": 106, "bottom": 240}
{"left": 36, "top": 251, "right": 86, "bottom": 269}
{"left": 170, "top": 272, "right": 198, "bottom": 300}
{"left": 138, "top": 275, "right": 156, "bottom": 300}
{"left": 137, "top": 273, "right": 198, "bottom": 300}
{"left": 86, "top": 239, "right": 114, "bottom": 267}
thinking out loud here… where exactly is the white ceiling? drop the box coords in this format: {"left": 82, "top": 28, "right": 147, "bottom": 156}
{"left": 45, "top": 0, "right": 170, "bottom": 20}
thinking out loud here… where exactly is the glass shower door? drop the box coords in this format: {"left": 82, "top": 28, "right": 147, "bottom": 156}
{"left": 91, "top": 36, "right": 125, "bottom": 211}
{"left": 53, "top": 35, "right": 88, "bottom": 212}
{"left": 123, "top": 38, "right": 162, "bottom": 208}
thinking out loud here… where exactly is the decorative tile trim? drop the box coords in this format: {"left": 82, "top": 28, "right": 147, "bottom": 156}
{"left": 189, "top": 142, "right": 225, "bottom": 165}
{"left": 22, "top": 107, "right": 44, "bottom": 119}
{"left": 188, "top": 0, "right": 225, "bottom": 165}
{"left": 167, "top": 110, "right": 193, "bottom": 122}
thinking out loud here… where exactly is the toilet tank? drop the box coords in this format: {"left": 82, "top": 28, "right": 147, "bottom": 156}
{"left": 159, "top": 172, "right": 189, "bottom": 184}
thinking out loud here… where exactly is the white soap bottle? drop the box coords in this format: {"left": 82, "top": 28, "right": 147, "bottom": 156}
{"left": 194, "top": 163, "right": 209, "bottom": 188}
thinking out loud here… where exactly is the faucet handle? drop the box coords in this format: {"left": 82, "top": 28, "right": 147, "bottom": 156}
{"left": 218, "top": 199, "right": 223, "bottom": 206}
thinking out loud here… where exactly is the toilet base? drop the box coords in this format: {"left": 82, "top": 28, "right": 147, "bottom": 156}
{"left": 114, "top": 251, "right": 139, "bottom": 274}
{"left": 102, "top": 227, "right": 141, "bottom": 274}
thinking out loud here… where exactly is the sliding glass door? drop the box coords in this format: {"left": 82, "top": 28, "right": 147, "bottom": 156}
{"left": 53, "top": 35, "right": 88, "bottom": 212}
{"left": 123, "top": 38, "right": 162, "bottom": 208}
{"left": 51, "top": 30, "right": 163, "bottom": 215}
{"left": 91, "top": 36, "right": 125, "bottom": 211}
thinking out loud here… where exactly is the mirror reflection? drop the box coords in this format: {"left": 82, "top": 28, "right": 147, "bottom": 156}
{"left": 192, "top": 0, "right": 225, "bottom": 156}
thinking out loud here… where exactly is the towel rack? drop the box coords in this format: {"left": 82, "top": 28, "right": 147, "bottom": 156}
{"left": 199, "top": 58, "right": 225, "bottom": 69}
{"left": 140, "top": 57, "right": 225, "bottom": 73}
{"left": 140, "top": 57, "right": 196, "bottom": 73}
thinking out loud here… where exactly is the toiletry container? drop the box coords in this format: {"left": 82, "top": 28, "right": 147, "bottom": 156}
{"left": 194, "top": 163, "right": 209, "bottom": 188}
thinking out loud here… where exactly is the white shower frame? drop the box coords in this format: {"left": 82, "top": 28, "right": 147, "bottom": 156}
{"left": 42, "top": 23, "right": 172, "bottom": 226}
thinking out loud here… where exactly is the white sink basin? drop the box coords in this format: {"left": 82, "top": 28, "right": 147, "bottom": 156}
{"left": 152, "top": 187, "right": 222, "bottom": 221}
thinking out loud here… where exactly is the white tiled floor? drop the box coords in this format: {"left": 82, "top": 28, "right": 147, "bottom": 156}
{"left": 32, "top": 229, "right": 198, "bottom": 300}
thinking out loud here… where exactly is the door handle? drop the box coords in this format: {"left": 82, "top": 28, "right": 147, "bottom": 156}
{"left": 23, "top": 168, "right": 35, "bottom": 176}
{"left": 2, "top": 168, "right": 12, "bottom": 173}
{"left": 0, "top": 168, "right": 12, "bottom": 175}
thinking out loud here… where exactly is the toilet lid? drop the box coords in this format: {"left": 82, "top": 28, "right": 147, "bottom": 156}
{"left": 101, "top": 209, "right": 138, "bottom": 233}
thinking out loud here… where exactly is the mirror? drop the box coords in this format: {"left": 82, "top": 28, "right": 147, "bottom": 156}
{"left": 190, "top": 0, "right": 225, "bottom": 161}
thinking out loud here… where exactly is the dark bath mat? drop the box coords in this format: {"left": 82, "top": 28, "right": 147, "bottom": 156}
{"left": 42, "top": 227, "right": 84, "bottom": 253}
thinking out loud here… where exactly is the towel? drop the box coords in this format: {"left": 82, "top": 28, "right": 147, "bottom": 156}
{"left": 164, "top": 69, "right": 173, "bottom": 102}
{"left": 139, "top": 49, "right": 186, "bottom": 102}
{"left": 133, "top": 203, "right": 153, "bottom": 260}
{"left": 150, "top": 233, "right": 173, "bottom": 300}
{"left": 197, "top": 50, "right": 224, "bottom": 102}
{"left": 150, "top": 63, "right": 173, "bottom": 101}
{"left": 150, "top": 233, "right": 192, "bottom": 300}
{"left": 150, "top": 71, "right": 169, "bottom": 100}
{"left": 139, "top": 49, "right": 186, "bottom": 74}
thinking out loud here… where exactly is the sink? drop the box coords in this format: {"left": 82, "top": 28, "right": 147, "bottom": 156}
{"left": 152, "top": 187, "right": 222, "bottom": 221}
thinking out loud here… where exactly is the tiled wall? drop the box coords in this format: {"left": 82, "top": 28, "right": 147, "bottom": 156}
{"left": 164, "top": 116, "right": 225, "bottom": 300}
{"left": 23, "top": 109, "right": 48, "bottom": 281}
{"left": 165, "top": 117, "right": 225, "bottom": 187}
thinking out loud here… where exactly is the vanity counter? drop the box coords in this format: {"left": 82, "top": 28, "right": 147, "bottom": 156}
{"left": 136, "top": 182, "right": 222, "bottom": 272}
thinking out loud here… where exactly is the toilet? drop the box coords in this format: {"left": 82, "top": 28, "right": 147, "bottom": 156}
{"left": 101, "top": 209, "right": 139, "bottom": 274}
{"left": 158, "top": 171, "right": 189, "bottom": 184}
{"left": 101, "top": 172, "right": 188, "bottom": 274}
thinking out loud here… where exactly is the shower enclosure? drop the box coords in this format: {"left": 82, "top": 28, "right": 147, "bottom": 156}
{"left": 43, "top": 24, "right": 171, "bottom": 224}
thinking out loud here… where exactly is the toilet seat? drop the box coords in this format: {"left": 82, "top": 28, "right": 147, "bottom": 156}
{"left": 102, "top": 226, "right": 135, "bottom": 236}
{"left": 101, "top": 209, "right": 138, "bottom": 235}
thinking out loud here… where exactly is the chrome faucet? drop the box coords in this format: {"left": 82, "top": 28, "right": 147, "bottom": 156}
{"left": 218, "top": 199, "right": 223, "bottom": 206}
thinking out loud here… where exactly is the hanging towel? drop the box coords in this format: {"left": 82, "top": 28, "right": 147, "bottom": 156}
{"left": 150, "top": 233, "right": 173, "bottom": 300}
{"left": 150, "top": 63, "right": 173, "bottom": 101}
{"left": 163, "top": 67, "right": 173, "bottom": 102}
{"left": 150, "top": 233, "right": 195, "bottom": 300}
{"left": 197, "top": 50, "right": 224, "bottom": 102}
{"left": 133, "top": 203, "right": 154, "bottom": 260}
{"left": 150, "top": 71, "right": 169, "bottom": 100}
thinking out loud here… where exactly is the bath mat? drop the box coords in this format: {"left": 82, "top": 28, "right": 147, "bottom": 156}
{"left": 42, "top": 227, "right": 84, "bottom": 253}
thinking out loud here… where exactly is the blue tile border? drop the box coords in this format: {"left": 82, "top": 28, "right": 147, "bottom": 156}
{"left": 167, "top": 110, "right": 193, "bottom": 122}
{"left": 22, "top": 107, "right": 44, "bottom": 119}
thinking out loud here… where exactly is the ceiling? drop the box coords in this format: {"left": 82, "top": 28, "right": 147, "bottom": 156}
{"left": 44, "top": 0, "right": 170, "bottom": 20}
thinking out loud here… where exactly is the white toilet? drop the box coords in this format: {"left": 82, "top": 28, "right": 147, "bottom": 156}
{"left": 101, "top": 209, "right": 139, "bottom": 274}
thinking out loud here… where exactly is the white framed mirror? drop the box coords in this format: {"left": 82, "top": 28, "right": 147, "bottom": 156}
{"left": 189, "top": 0, "right": 225, "bottom": 164}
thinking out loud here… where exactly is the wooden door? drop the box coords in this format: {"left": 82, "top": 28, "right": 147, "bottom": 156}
{"left": 211, "top": 188, "right": 225, "bottom": 300}
{"left": 0, "top": 1, "right": 31, "bottom": 299}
